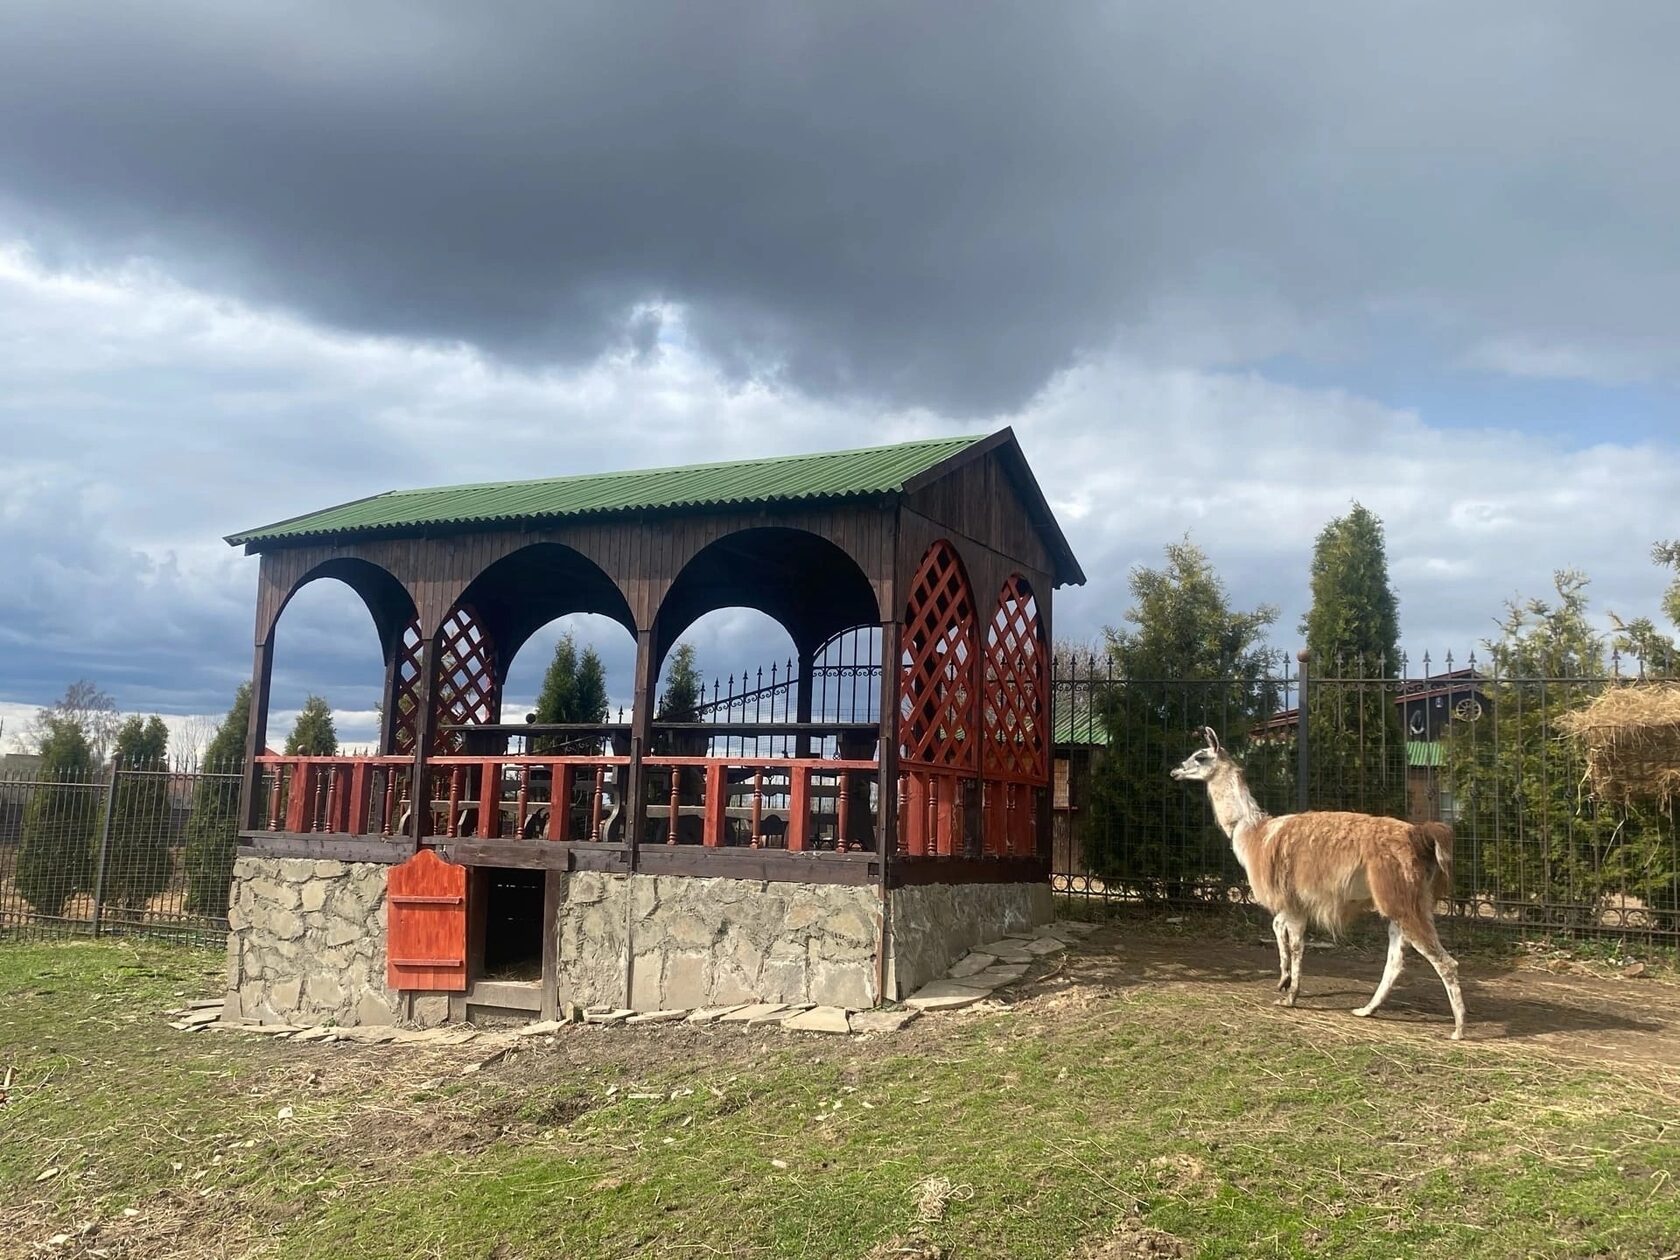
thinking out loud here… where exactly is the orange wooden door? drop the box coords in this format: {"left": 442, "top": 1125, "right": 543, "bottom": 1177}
{"left": 386, "top": 848, "right": 467, "bottom": 991}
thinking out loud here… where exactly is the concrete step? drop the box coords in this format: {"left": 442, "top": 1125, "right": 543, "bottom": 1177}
{"left": 467, "top": 979, "right": 544, "bottom": 1012}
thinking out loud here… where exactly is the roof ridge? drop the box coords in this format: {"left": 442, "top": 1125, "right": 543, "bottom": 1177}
{"left": 371, "top": 432, "right": 985, "bottom": 502}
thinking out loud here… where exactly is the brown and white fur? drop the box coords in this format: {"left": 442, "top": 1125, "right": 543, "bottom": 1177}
{"left": 1171, "top": 727, "right": 1466, "bottom": 1039}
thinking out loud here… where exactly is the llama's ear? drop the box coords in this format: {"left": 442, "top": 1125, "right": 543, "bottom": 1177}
{"left": 1201, "top": 726, "right": 1222, "bottom": 752}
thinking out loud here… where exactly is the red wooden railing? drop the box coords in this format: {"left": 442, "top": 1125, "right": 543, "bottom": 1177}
{"left": 254, "top": 755, "right": 415, "bottom": 836}
{"left": 426, "top": 755, "right": 631, "bottom": 841}
{"left": 640, "top": 756, "right": 877, "bottom": 851}
{"left": 251, "top": 752, "right": 879, "bottom": 850}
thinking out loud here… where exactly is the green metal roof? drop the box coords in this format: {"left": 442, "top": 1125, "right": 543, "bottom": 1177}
{"left": 227, "top": 434, "right": 985, "bottom": 548}
{"left": 1407, "top": 740, "right": 1445, "bottom": 769}
{"left": 1052, "top": 700, "right": 1109, "bottom": 748}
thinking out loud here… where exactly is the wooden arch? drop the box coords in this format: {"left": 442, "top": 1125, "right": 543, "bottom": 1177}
{"left": 981, "top": 574, "right": 1047, "bottom": 856}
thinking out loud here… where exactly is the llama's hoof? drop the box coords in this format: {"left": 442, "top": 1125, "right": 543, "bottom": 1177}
{"left": 1273, "top": 994, "right": 1297, "bottom": 1008}
{"left": 1450, "top": 1027, "right": 1464, "bottom": 1041}
{"left": 1352, "top": 1005, "right": 1375, "bottom": 1018}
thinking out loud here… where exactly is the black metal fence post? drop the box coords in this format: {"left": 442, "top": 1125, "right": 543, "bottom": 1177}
{"left": 1295, "top": 650, "right": 1310, "bottom": 813}
{"left": 90, "top": 759, "right": 119, "bottom": 937}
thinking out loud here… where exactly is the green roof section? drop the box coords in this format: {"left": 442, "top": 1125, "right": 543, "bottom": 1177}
{"left": 1052, "top": 700, "right": 1109, "bottom": 747}
{"left": 1407, "top": 740, "right": 1445, "bottom": 769}
{"left": 227, "top": 434, "right": 986, "bottom": 548}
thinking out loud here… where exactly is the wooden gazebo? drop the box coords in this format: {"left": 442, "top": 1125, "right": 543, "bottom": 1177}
{"left": 222, "top": 429, "right": 1082, "bottom": 1023}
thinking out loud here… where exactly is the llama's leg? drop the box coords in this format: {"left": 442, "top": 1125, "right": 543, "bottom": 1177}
{"left": 1401, "top": 919, "right": 1466, "bottom": 1039}
{"left": 1272, "top": 912, "right": 1292, "bottom": 992}
{"left": 1275, "top": 912, "right": 1307, "bottom": 1007}
{"left": 1354, "top": 920, "right": 1406, "bottom": 1018}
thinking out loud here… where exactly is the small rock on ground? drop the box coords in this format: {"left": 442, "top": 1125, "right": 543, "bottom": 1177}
{"left": 904, "top": 981, "right": 989, "bottom": 1011}
{"left": 968, "top": 965, "right": 1028, "bottom": 986}
{"left": 849, "top": 1009, "right": 919, "bottom": 1034}
{"left": 583, "top": 1009, "right": 634, "bottom": 1025}
{"left": 721, "top": 1003, "right": 786, "bottom": 1023}
{"left": 946, "top": 952, "right": 997, "bottom": 979}
{"left": 687, "top": 1005, "right": 749, "bottom": 1024}
{"left": 626, "top": 1010, "right": 689, "bottom": 1025}
{"left": 514, "top": 1020, "right": 567, "bottom": 1037}
{"left": 781, "top": 1006, "right": 852, "bottom": 1034}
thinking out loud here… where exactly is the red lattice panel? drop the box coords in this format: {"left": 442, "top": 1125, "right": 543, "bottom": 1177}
{"left": 898, "top": 541, "right": 978, "bottom": 772}
{"left": 982, "top": 575, "right": 1047, "bottom": 784}
{"left": 432, "top": 604, "right": 499, "bottom": 752}
{"left": 388, "top": 620, "right": 424, "bottom": 755}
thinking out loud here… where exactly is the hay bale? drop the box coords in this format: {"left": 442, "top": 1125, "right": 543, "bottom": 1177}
{"left": 1555, "top": 683, "right": 1680, "bottom": 805}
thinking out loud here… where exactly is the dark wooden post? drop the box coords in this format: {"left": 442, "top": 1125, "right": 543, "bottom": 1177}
{"left": 379, "top": 645, "right": 403, "bottom": 755}
{"left": 409, "top": 632, "right": 440, "bottom": 848}
{"left": 238, "top": 633, "right": 276, "bottom": 832}
{"left": 1036, "top": 592, "right": 1054, "bottom": 865}
{"left": 1296, "top": 649, "right": 1311, "bottom": 813}
{"left": 875, "top": 615, "right": 901, "bottom": 1000}
{"left": 627, "top": 627, "right": 658, "bottom": 870}
{"left": 793, "top": 647, "right": 815, "bottom": 760}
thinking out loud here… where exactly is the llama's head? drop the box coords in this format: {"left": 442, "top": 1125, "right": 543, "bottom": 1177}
{"left": 1170, "top": 726, "right": 1228, "bottom": 782}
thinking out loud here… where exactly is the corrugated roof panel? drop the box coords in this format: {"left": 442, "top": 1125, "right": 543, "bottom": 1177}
{"left": 227, "top": 434, "right": 984, "bottom": 546}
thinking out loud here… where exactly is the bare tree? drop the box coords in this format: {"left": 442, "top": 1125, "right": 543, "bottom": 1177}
{"left": 175, "top": 713, "right": 218, "bottom": 769}
{"left": 26, "top": 680, "right": 121, "bottom": 762}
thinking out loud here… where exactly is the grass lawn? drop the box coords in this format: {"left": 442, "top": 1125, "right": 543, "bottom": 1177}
{"left": 2, "top": 929, "right": 1678, "bottom": 1259}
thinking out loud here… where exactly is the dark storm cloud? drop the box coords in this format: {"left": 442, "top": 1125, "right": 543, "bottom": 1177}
{"left": 1, "top": 2, "right": 1677, "bottom": 414}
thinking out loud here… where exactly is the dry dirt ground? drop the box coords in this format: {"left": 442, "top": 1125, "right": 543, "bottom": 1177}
{"left": 1050, "top": 923, "right": 1680, "bottom": 1070}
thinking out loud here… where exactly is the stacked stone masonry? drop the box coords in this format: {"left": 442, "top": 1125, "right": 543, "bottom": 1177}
{"left": 225, "top": 854, "right": 1050, "bottom": 1025}
{"left": 885, "top": 882, "right": 1054, "bottom": 999}
{"left": 563, "top": 872, "right": 882, "bottom": 1012}
{"left": 224, "top": 856, "right": 399, "bottom": 1027}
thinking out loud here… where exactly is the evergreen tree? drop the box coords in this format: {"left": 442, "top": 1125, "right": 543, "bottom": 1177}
{"left": 532, "top": 633, "right": 612, "bottom": 752}
{"left": 1300, "top": 502, "right": 1407, "bottom": 814}
{"left": 284, "top": 695, "right": 338, "bottom": 756}
{"left": 656, "top": 643, "right": 703, "bottom": 722}
{"left": 104, "top": 716, "right": 172, "bottom": 912}
{"left": 16, "top": 715, "right": 96, "bottom": 917}
{"left": 1609, "top": 541, "right": 1680, "bottom": 675}
{"left": 1085, "top": 539, "right": 1284, "bottom": 897}
{"left": 1443, "top": 571, "right": 1631, "bottom": 924}
{"left": 654, "top": 643, "right": 704, "bottom": 756}
{"left": 184, "top": 684, "right": 250, "bottom": 916}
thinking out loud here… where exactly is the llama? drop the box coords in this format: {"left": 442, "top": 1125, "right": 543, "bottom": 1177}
{"left": 1170, "top": 727, "right": 1466, "bottom": 1038}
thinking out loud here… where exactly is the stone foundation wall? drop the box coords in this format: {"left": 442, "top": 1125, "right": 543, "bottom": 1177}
{"left": 224, "top": 857, "right": 1022, "bottom": 1023}
{"left": 885, "top": 882, "right": 1054, "bottom": 998}
{"left": 558, "top": 872, "right": 883, "bottom": 1012}
{"left": 223, "top": 856, "right": 399, "bottom": 1027}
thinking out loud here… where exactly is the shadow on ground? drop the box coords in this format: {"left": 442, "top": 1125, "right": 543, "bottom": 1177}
{"left": 1039, "top": 922, "right": 1679, "bottom": 1066}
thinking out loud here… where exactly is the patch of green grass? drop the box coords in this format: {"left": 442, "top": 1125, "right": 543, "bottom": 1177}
{"left": 2, "top": 939, "right": 1678, "bottom": 1259}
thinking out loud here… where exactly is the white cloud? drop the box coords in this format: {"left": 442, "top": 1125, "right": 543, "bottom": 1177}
{"left": 1, "top": 243, "right": 1678, "bottom": 735}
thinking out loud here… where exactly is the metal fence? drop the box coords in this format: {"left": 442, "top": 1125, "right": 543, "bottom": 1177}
{"left": 0, "top": 760, "right": 239, "bottom": 944}
{"left": 1051, "top": 651, "right": 1680, "bottom": 947}
{"left": 10, "top": 645, "right": 1679, "bottom": 952}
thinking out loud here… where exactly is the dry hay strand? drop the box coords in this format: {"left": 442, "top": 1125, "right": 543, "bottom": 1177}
{"left": 910, "top": 1174, "right": 974, "bottom": 1223}
{"left": 1555, "top": 683, "right": 1680, "bottom": 805}
{"left": 1077, "top": 1216, "right": 1193, "bottom": 1259}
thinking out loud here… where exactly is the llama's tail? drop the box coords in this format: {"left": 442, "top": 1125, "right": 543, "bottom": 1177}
{"left": 1411, "top": 821, "right": 1454, "bottom": 901}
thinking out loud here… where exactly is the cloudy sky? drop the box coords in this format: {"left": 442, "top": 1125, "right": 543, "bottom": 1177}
{"left": 2, "top": 2, "right": 1678, "bottom": 754}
